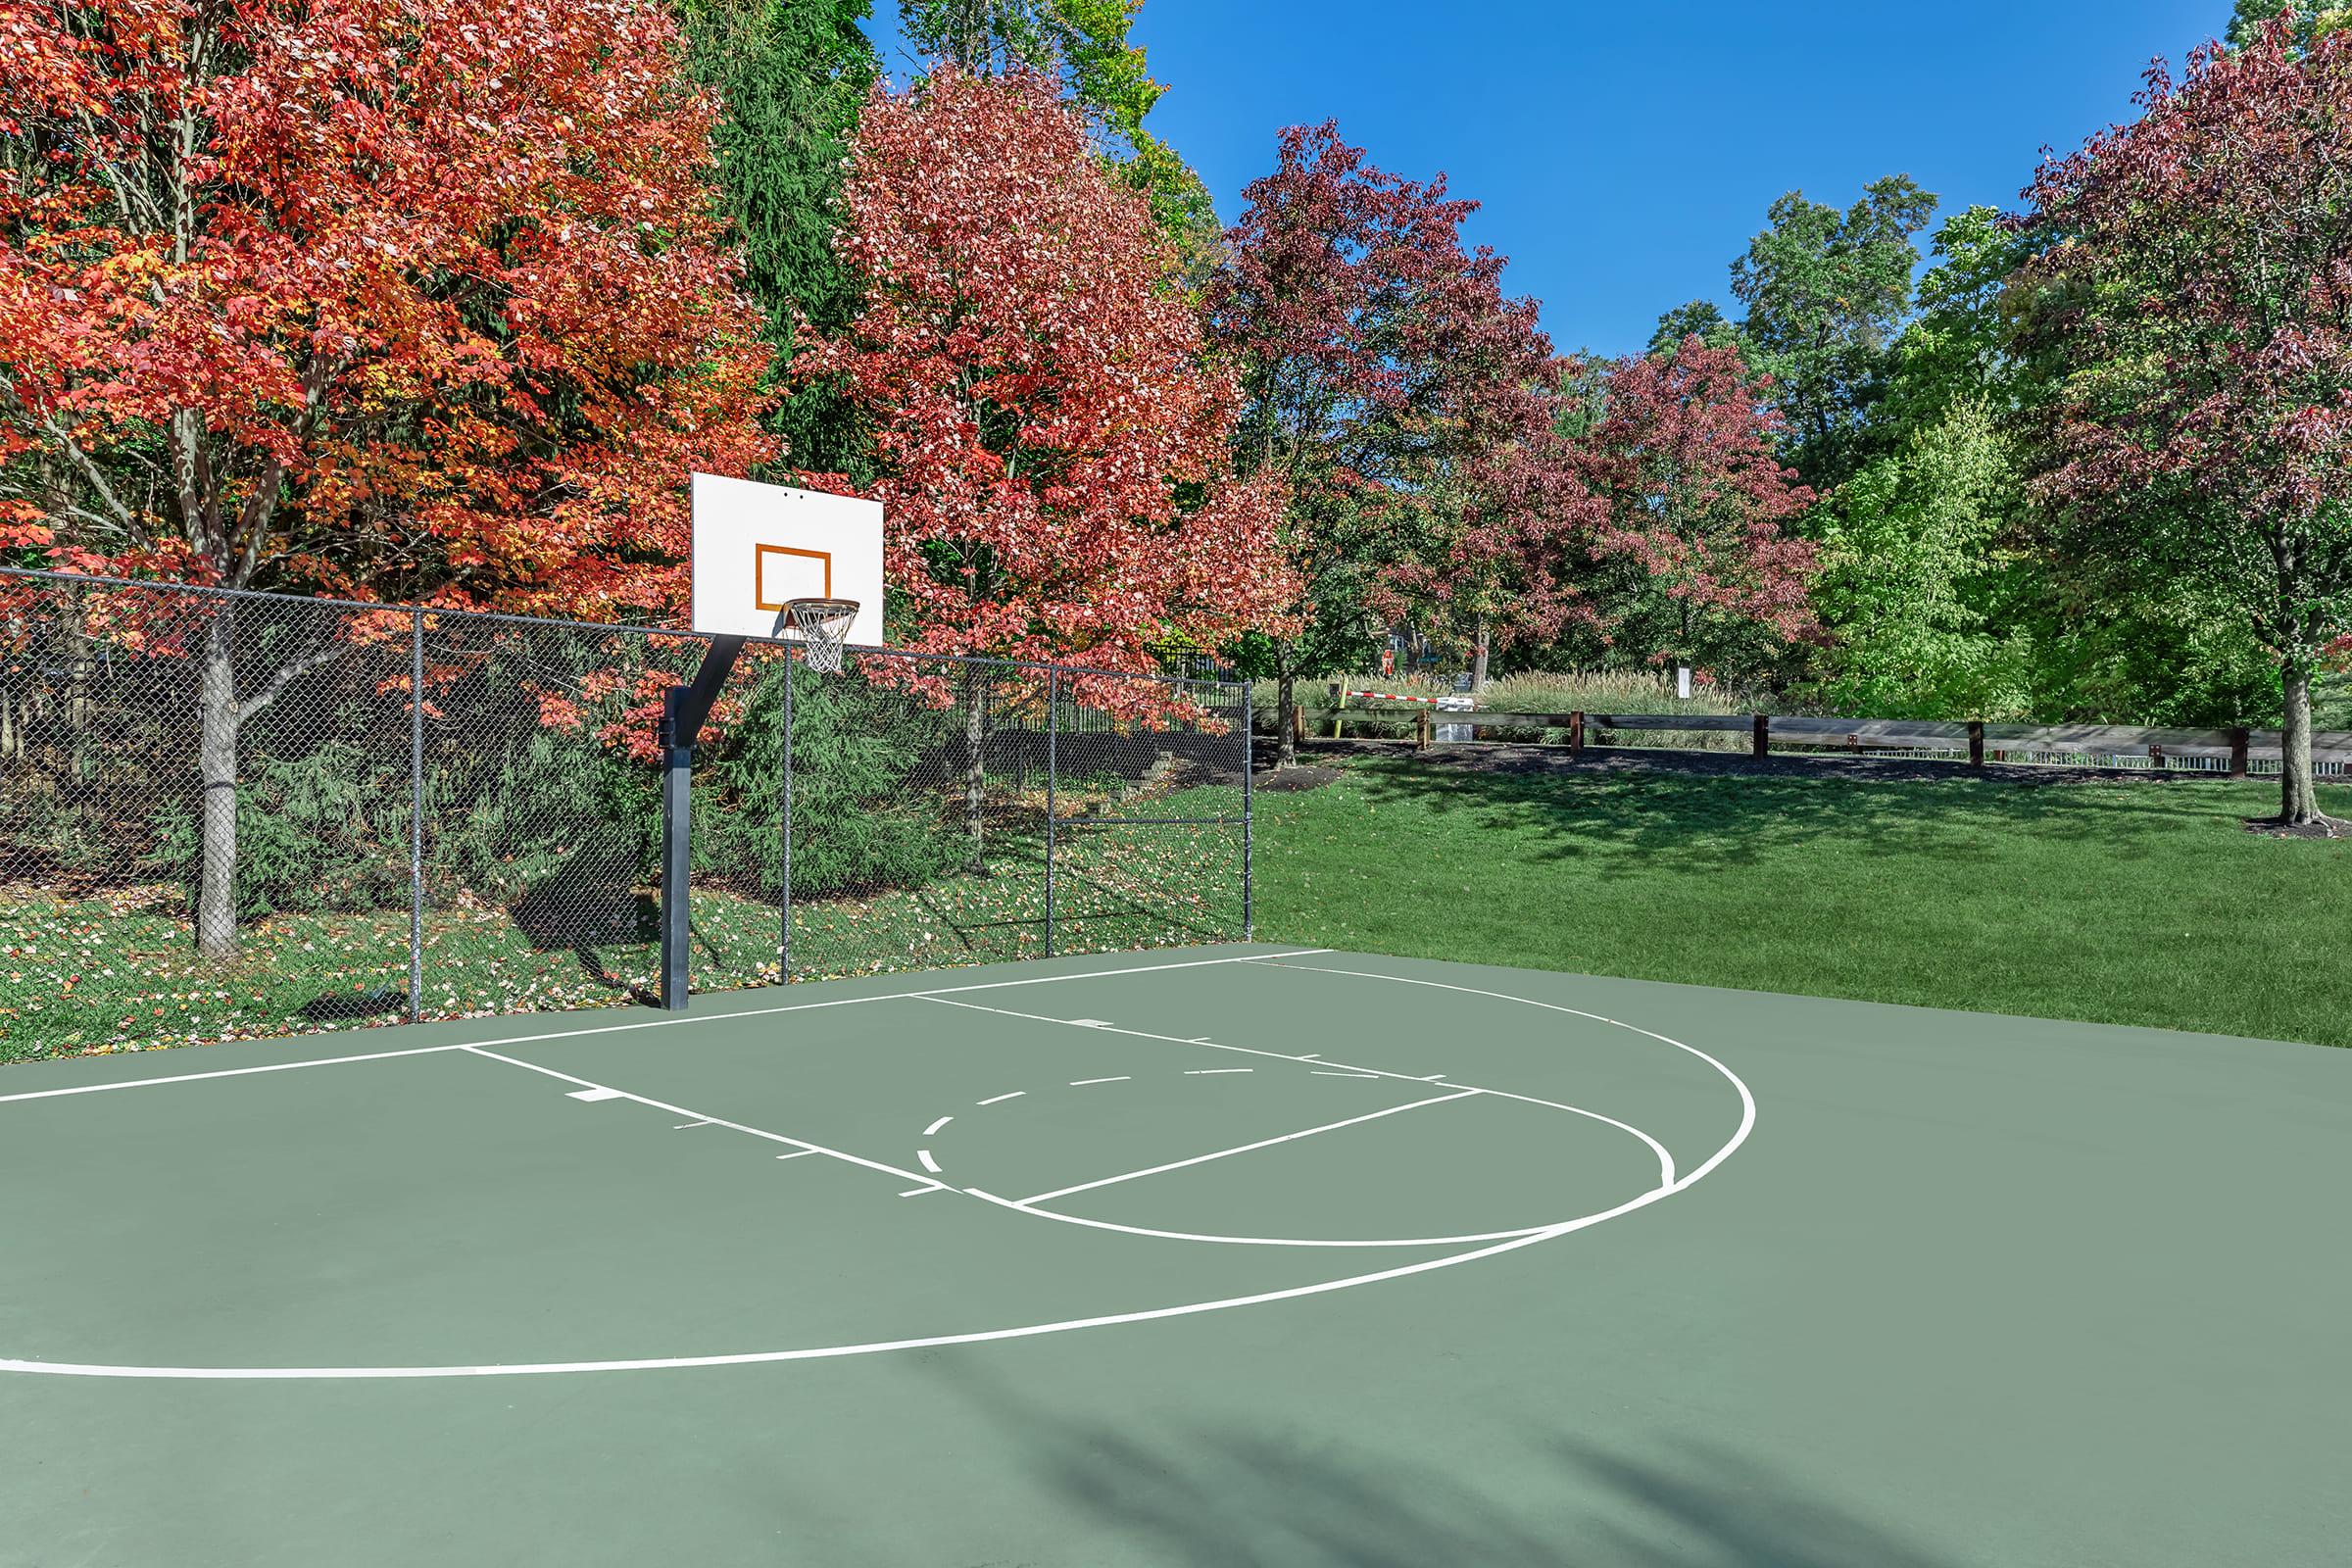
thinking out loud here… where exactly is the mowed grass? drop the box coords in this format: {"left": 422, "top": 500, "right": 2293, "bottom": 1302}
{"left": 1248, "top": 755, "right": 2352, "bottom": 1049}
{"left": 0, "top": 809, "right": 1240, "bottom": 1063}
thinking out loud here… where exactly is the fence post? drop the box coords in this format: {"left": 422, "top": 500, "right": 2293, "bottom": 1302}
{"left": 1417, "top": 708, "right": 1432, "bottom": 750}
{"left": 779, "top": 649, "right": 793, "bottom": 984}
{"left": 1045, "top": 667, "right": 1057, "bottom": 958}
{"left": 2230, "top": 727, "right": 2250, "bottom": 779}
{"left": 1568, "top": 710, "right": 1585, "bottom": 759}
{"left": 1751, "top": 713, "right": 1769, "bottom": 760}
{"left": 1968, "top": 719, "right": 1985, "bottom": 768}
{"left": 1240, "top": 677, "right": 1252, "bottom": 942}
{"left": 409, "top": 608, "right": 424, "bottom": 1024}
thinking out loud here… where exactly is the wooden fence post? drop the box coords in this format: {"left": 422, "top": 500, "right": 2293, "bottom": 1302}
{"left": 1568, "top": 710, "right": 1585, "bottom": 760}
{"left": 2230, "top": 727, "right": 2250, "bottom": 779}
{"left": 1416, "top": 708, "right": 1432, "bottom": 751}
{"left": 1751, "top": 713, "right": 1769, "bottom": 760}
{"left": 1968, "top": 719, "right": 1985, "bottom": 768}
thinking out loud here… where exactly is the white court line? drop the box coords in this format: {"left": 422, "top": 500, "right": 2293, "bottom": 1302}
{"left": 1185, "top": 1068, "right": 1251, "bottom": 1075}
{"left": 899, "top": 1185, "right": 943, "bottom": 1198}
{"left": 0, "top": 1041, "right": 478, "bottom": 1106}
{"left": 913, "top": 995, "right": 1678, "bottom": 1188}
{"left": 976, "top": 1092, "right": 1025, "bottom": 1105}
{"left": 774, "top": 1152, "right": 813, "bottom": 1160}
{"left": 455, "top": 1047, "right": 933, "bottom": 1189}
{"left": 960, "top": 1187, "right": 1568, "bottom": 1249}
{"left": 1312, "top": 1071, "right": 1379, "bottom": 1079}
{"left": 567, "top": 1087, "right": 627, "bottom": 1102}
{"left": 1068, "top": 1076, "right": 1130, "bottom": 1087}
{"left": 917, "top": 1150, "right": 942, "bottom": 1174}
{"left": 0, "top": 962, "right": 1754, "bottom": 1380}
{"left": 924, "top": 1116, "right": 954, "bottom": 1137}
{"left": 672, "top": 1121, "right": 713, "bottom": 1130}
{"left": 0, "top": 948, "right": 1336, "bottom": 1107}
{"left": 1020, "top": 1092, "right": 1478, "bottom": 1206}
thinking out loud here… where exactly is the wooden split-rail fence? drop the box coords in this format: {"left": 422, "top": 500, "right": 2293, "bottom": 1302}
{"left": 1300, "top": 687, "right": 2352, "bottom": 777}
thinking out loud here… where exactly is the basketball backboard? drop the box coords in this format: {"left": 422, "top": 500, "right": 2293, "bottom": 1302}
{"left": 690, "top": 472, "right": 885, "bottom": 648}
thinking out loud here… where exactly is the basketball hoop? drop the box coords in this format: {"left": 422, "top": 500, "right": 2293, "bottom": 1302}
{"left": 784, "top": 597, "right": 859, "bottom": 674}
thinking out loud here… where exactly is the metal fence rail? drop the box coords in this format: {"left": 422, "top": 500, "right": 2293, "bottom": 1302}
{"left": 0, "top": 568, "right": 1250, "bottom": 1060}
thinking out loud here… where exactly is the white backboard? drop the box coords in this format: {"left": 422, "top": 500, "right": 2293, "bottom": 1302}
{"left": 690, "top": 473, "right": 885, "bottom": 646}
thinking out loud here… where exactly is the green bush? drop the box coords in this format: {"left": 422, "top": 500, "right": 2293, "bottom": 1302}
{"left": 149, "top": 742, "right": 410, "bottom": 919}
{"left": 703, "top": 661, "right": 965, "bottom": 901}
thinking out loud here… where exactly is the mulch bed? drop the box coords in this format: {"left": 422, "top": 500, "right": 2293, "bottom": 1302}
{"left": 2243, "top": 814, "right": 2349, "bottom": 839}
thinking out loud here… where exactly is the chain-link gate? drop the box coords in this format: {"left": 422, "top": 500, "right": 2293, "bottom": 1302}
{"left": 0, "top": 568, "right": 1251, "bottom": 1061}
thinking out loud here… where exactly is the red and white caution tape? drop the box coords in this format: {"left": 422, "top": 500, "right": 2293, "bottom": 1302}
{"left": 1344, "top": 690, "right": 1474, "bottom": 710}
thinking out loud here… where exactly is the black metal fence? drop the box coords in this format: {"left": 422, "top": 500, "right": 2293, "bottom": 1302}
{"left": 0, "top": 568, "right": 1250, "bottom": 1061}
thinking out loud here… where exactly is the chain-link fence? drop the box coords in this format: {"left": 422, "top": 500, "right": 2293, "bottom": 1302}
{"left": 0, "top": 568, "right": 1250, "bottom": 1061}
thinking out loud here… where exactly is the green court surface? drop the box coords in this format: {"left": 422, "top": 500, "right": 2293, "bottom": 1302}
{"left": 2, "top": 946, "right": 2346, "bottom": 1566}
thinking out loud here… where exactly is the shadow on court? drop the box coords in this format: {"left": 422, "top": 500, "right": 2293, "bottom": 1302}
{"left": 932, "top": 1365, "right": 1958, "bottom": 1568}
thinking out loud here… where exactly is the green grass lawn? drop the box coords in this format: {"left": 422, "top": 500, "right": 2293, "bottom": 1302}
{"left": 1246, "top": 755, "right": 2352, "bottom": 1049}
{"left": 0, "top": 811, "right": 1240, "bottom": 1063}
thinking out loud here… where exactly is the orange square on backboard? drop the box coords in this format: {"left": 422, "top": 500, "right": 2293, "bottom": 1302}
{"left": 754, "top": 545, "right": 831, "bottom": 612}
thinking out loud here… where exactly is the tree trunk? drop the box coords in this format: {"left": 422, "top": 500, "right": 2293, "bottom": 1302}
{"left": 1470, "top": 617, "right": 1490, "bottom": 694}
{"left": 2278, "top": 656, "right": 2321, "bottom": 826}
{"left": 963, "top": 667, "right": 987, "bottom": 871}
{"left": 197, "top": 605, "right": 242, "bottom": 958}
{"left": 1276, "top": 671, "right": 1298, "bottom": 769}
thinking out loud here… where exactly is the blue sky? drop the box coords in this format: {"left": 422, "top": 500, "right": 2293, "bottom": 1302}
{"left": 867, "top": 1, "right": 2230, "bottom": 358}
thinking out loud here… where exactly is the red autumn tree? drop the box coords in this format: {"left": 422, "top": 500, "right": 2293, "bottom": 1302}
{"left": 1208, "top": 122, "right": 1588, "bottom": 753}
{"left": 0, "top": 0, "right": 775, "bottom": 953}
{"left": 2022, "top": 18, "right": 2352, "bottom": 826}
{"left": 1571, "top": 337, "right": 1818, "bottom": 679}
{"left": 808, "top": 67, "right": 1294, "bottom": 680}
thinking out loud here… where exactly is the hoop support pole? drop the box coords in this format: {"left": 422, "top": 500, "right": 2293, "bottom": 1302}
{"left": 661, "top": 634, "right": 747, "bottom": 1011}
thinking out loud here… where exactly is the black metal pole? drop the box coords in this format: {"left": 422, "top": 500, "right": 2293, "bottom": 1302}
{"left": 659, "top": 635, "right": 747, "bottom": 1011}
{"left": 660, "top": 685, "right": 692, "bottom": 1010}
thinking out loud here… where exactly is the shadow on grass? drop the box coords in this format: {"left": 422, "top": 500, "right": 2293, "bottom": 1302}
{"left": 932, "top": 1363, "right": 1960, "bottom": 1568}
{"left": 1326, "top": 745, "right": 2294, "bottom": 879}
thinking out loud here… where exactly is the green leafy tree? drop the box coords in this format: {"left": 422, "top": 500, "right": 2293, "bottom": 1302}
{"left": 898, "top": 0, "right": 1218, "bottom": 270}
{"left": 1646, "top": 300, "right": 1749, "bottom": 359}
{"left": 1809, "top": 399, "right": 2035, "bottom": 717}
{"left": 679, "top": 0, "right": 879, "bottom": 477}
{"left": 2022, "top": 25, "right": 2352, "bottom": 824}
{"left": 1730, "top": 175, "right": 1937, "bottom": 487}
{"left": 2230, "top": 1, "right": 2351, "bottom": 51}
{"left": 1875, "top": 206, "right": 2034, "bottom": 436}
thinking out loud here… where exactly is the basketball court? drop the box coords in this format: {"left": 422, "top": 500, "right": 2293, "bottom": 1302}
{"left": 3, "top": 944, "right": 2346, "bottom": 1565}
{"left": 5, "top": 480, "right": 2347, "bottom": 1563}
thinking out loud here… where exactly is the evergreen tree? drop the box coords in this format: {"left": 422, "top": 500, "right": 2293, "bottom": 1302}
{"left": 678, "top": 0, "right": 879, "bottom": 477}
